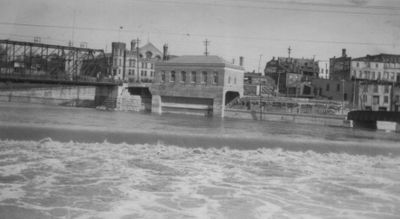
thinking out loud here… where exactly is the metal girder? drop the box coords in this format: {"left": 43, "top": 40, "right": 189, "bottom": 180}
{"left": 0, "top": 39, "right": 110, "bottom": 81}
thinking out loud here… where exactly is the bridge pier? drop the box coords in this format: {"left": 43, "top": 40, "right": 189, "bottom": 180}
{"left": 94, "top": 85, "right": 119, "bottom": 109}
{"left": 352, "top": 120, "right": 377, "bottom": 130}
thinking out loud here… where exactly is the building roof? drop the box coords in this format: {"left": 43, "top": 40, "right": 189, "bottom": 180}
{"left": 139, "top": 42, "right": 162, "bottom": 55}
{"left": 352, "top": 54, "right": 400, "bottom": 63}
{"left": 162, "top": 55, "right": 245, "bottom": 70}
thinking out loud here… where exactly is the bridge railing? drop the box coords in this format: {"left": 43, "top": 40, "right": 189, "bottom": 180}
{"left": 0, "top": 72, "right": 122, "bottom": 85}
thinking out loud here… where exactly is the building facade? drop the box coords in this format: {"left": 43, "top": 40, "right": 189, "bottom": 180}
{"left": 264, "top": 57, "right": 319, "bottom": 96}
{"left": 109, "top": 41, "right": 164, "bottom": 82}
{"left": 329, "top": 49, "right": 351, "bottom": 81}
{"left": 351, "top": 54, "right": 400, "bottom": 111}
{"left": 311, "top": 78, "right": 355, "bottom": 104}
{"left": 151, "top": 55, "right": 244, "bottom": 117}
{"left": 318, "top": 60, "right": 329, "bottom": 79}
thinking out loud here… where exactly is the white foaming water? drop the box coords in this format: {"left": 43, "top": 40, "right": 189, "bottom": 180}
{"left": 0, "top": 139, "right": 400, "bottom": 219}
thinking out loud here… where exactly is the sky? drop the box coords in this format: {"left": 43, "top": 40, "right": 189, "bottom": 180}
{"left": 0, "top": 0, "right": 399, "bottom": 71}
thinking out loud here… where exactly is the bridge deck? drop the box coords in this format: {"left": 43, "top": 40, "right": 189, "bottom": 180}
{"left": 347, "top": 111, "right": 400, "bottom": 123}
{"left": 0, "top": 75, "right": 122, "bottom": 86}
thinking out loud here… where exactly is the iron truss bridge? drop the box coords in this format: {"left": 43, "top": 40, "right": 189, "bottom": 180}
{"left": 0, "top": 39, "right": 120, "bottom": 86}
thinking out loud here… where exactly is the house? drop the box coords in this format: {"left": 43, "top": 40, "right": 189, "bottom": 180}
{"left": 150, "top": 55, "right": 244, "bottom": 117}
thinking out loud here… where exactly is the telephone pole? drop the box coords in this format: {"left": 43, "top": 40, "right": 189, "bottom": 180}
{"left": 136, "top": 38, "right": 140, "bottom": 82}
{"left": 204, "top": 39, "right": 210, "bottom": 56}
{"left": 288, "top": 46, "right": 291, "bottom": 58}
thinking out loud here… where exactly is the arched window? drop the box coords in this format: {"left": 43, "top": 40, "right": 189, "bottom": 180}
{"left": 170, "top": 71, "right": 176, "bottom": 82}
{"left": 146, "top": 51, "right": 153, "bottom": 59}
{"left": 181, "top": 71, "right": 186, "bottom": 82}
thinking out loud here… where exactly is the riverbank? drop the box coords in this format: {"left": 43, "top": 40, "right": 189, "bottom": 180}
{"left": 225, "top": 109, "right": 348, "bottom": 127}
{"left": 0, "top": 102, "right": 399, "bottom": 156}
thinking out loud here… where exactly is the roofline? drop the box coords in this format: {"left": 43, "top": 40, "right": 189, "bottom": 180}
{"left": 156, "top": 62, "right": 245, "bottom": 71}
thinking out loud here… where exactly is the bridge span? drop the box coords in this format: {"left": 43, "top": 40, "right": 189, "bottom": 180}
{"left": 347, "top": 110, "right": 400, "bottom": 132}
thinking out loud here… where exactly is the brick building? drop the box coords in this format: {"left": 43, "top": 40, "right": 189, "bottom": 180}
{"left": 109, "top": 40, "right": 163, "bottom": 82}
{"left": 351, "top": 54, "right": 400, "bottom": 111}
{"left": 264, "top": 57, "right": 319, "bottom": 96}
{"left": 329, "top": 49, "right": 351, "bottom": 81}
{"left": 150, "top": 55, "right": 244, "bottom": 117}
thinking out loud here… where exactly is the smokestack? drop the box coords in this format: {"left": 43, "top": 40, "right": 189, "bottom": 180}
{"left": 239, "top": 56, "right": 244, "bottom": 67}
{"left": 342, "top": 48, "right": 347, "bottom": 57}
{"left": 163, "top": 44, "right": 168, "bottom": 61}
{"left": 131, "top": 40, "right": 136, "bottom": 52}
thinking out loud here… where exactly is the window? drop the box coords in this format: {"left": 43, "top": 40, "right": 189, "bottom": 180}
{"left": 161, "top": 71, "right": 166, "bottom": 82}
{"left": 128, "top": 70, "right": 131, "bottom": 75}
{"left": 228, "top": 76, "right": 231, "bottom": 84}
{"left": 202, "top": 71, "right": 207, "bottom": 83}
{"left": 213, "top": 72, "right": 218, "bottom": 84}
{"left": 373, "top": 84, "right": 378, "bottom": 93}
{"left": 376, "top": 63, "right": 378, "bottom": 68}
{"left": 384, "top": 96, "right": 389, "bottom": 104}
{"left": 372, "top": 72, "right": 375, "bottom": 80}
{"left": 170, "top": 71, "right": 176, "bottom": 82}
{"left": 344, "top": 93, "right": 348, "bottom": 101}
{"left": 363, "top": 95, "right": 367, "bottom": 103}
{"left": 372, "top": 96, "right": 379, "bottom": 105}
{"left": 234, "top": 77, "right": 237, "bottom": 84}
{"left": 150, "top": 64, "right": 154, "bottom": 69}
{"left": 132, "top": 69, "right": 135, "bottom": 76}
{"left": 119, "top": 59, "right": 122, "bottom": 66}
{"left": 181, "top": 71, "right": 186, "bottom": 82}
{"left": 336, "top": 84, "right": 340, "bottom": 92}
{"left": 384, "top": 85, "right": 389, "bottom": 93}
{"left": 191, "top": 71, "right": 196, "bottom": 83}
{"left": 356, "top": 62, "right": 359, "bottom": 67}
{"left": 326, "top": 83, "right": 330, "bottom": 91}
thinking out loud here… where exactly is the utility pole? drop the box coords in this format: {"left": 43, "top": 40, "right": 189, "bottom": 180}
{"left": 258, "top": 54, "right": 263, "bottom": 73}
{"left": 136, "top": 38, "right": 140, "bottom": 83}
{"left": 288, "top": 46, "right": 291, "bottom": 58}
{"left": 204, "top": 39, "right": 210, "bottom": 56}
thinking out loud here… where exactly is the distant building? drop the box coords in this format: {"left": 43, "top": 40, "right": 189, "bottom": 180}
{"left": 109, "top": 40, "right": 164, "bottom": 82}
{"left": 318, "top": 60, "right": 329, "bottom": 79}
{"left": 329, "top": 49, "right": 351, "bottom": 81}
{"left": 264, "top": 57, "right": 319, "bottom": 96}
{"left": 351, "top": 54, "right": 400, "bottom": 111}
{"left": 243, "top": 72, "right": 275, "bottom": 96}
{"left": 151, "top": 55, "right": 244, "bottom": 117}
{"left": 311, "top": 78, "right": 355, "bottom": 104}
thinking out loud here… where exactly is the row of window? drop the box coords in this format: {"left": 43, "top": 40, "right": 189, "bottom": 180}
{"left": 369, "top": 95, "right": 390, "bottom": 105}
{"left": 355, "top": 62, "right": 400, "bottom": 69}
{"left": 113, "top": 58, "right": 154, "bottom": 69}
{"left": 325, "top": 83, "right": 342, "bottom": 92}
{"left": 352, "top": 70, "right": 400, "bottom": 81}
{"left": 160, "top": 71, "right": 219, "bottom": 84}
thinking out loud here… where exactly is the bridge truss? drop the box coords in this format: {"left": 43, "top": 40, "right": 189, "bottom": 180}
{"left": 0, "top": 39, "right": 110, "bottom": 83}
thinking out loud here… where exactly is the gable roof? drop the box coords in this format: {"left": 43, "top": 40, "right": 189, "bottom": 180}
{"left": 139, "top": 42, "right": 162, "bottom": 56}
{"left": 164, "top": 55, "right": 245, "bottom": 70}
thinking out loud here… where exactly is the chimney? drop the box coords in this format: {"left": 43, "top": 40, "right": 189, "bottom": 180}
{"left": 239, "top": 56, "right": 244, "bottom": 67}
{"left": 130, "top": 40, "right": 136, "bottom": 52}
{"left": 163, "top": 44, "right": 168, "bottom": 61}
{"left": 342, "top": 48, "right": 347, "bottom": 57}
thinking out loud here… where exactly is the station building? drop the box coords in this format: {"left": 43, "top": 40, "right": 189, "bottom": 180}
{"left": 150, "top": 55, "right": 244, "bottom": 117}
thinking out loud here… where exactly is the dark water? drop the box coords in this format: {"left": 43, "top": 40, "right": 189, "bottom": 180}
{"left": 0, "top": 102, "right": 399, "bottom": 218}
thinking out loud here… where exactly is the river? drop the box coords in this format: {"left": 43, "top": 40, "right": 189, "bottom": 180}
{"left": 0, "top": 102, "right": 399, "bottom": 219}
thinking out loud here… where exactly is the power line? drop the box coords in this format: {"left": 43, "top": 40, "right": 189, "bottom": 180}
{"left": 228, "top": 0, "right": 400, "bottom": 11}
{"left": 129, "top": 0, "right": 400, "bottom": 16}
{"left": 0, "top": 22, "right": 395, "bottom": 47}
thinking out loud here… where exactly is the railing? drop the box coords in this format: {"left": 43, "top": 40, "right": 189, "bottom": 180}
{"left": 227, "top": 96, "right": 353, "bottom": 116}
{"left": 0, "top": 72, "right": 122, "bottom": 85}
